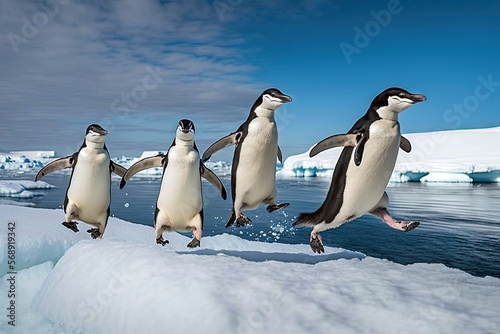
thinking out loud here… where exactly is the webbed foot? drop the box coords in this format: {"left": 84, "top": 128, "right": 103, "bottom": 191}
{"left": 236, "top": 214, "right": 252, "bottom": 228}
{"left": 62, "top": 221, "right": 79, "bottom": 233}
{"left": 87, "top": 228, "right": 101, "bottom": 239}
{"left": 187, "top": 237, "right": 200, "bottom": 248}
{"left": 156, "top": 236, "right": 169, "bottom": 246}
{"left": 266, "top": 203, "right": 290, "bottom": 212}
{"left": 398, "top": 221, "right": 420, "bottom": 232}
{"left": 310, "top": 234, "right": 325, "bottom": 254}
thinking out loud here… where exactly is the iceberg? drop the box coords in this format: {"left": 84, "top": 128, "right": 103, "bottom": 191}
{"left": 0, "top": 151, "right": 49, "bottom": 172}
{"left": 0, "top": 204, "right": 499, "bottom": 334}
{"left": 282, "top": 126, "right": 500, "bottom": 183}
{"left": 0, "top": 150, "right": 231, "bottom": 180}
{"left": 0, "top": 180, "right": 54, "bottom": 198}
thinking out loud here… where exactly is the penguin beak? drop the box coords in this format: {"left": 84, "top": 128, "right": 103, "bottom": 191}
{"left": 279, "top": 94, "right": 292, "bottom": 103}
{"left": 409, "top": 94, "right": 426, "bottom": 103}
{"left": 90, "top": 129, "right": 108, "bottom": 136}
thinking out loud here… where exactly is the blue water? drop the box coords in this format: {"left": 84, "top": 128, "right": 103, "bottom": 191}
{"left": 2, "top": 171, "right": 500, "bottom": 278}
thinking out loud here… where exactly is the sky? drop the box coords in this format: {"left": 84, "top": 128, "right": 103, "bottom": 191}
{"left": 1, "top": 0, "right": 499, "bottom": 162}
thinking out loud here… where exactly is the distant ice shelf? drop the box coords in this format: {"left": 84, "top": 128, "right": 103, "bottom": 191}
{"left": 281, "top": 126, "right": 500, "bottom": 183}
{"left": 3, "top": 126, "right": 500, "bottom": 184}
{"left": 0, "top": 180, "right": 54, "bottom": 198}
{"left": 0, "top": 150, "right": 231, "bottom": 179}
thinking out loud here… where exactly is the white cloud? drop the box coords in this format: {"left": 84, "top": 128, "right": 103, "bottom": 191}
{"left": 0, "top": 0, "right": 263, "bottom": 154}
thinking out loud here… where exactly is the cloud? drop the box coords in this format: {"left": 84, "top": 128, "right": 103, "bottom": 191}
{"left": 0, "top": 0, "right": 263, "bottom": 155}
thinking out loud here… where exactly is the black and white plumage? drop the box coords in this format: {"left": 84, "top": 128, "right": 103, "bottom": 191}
{"left": 35, "top": 124, "right": 127, "bottom": 239}
{"left": 120, "top": 119, "right": 226, "bottom": 248}
{"left": 294, "top": 88, "right": 426, "bottom": 253}
{"left": 202, "top": 88, "right": 292, "bottom": 228}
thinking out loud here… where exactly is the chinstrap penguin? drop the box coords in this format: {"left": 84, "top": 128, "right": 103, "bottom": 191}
{"left": 202, "top": 88, "right": 292, "bottom": 228}
{"left": 120, "top": 119, "right": 227, "bottom": 248}
{"left": 35, "top": 124, "right": 127, "bottom": 239}
{"left": 293, "top": 88, "right": 426, "bottom": 253}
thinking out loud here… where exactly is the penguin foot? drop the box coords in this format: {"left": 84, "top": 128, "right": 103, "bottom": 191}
{"left": 187, "top": 237, "right": 201, "bottom": 248}
{"left": 310, "top": 235, "right": 325, "bottom": 254}
{"left": 62, "top": 221, "right": 79, "bottom": 233}
{"left": 87, "top": 228, "right": 101, "bottom": 239}
{"left": 156, "top": 236, "right": 169, "bottom": 246}
{"left": 398, "top": 221, "right": 420, "bottom": 232}
{"left": 266, "top": 203, "right": 290, "bottom": 213}
{"left": 236, "top": 214, "right": 252, "bottom": 228}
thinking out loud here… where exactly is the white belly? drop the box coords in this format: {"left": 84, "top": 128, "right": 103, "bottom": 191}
{"left": 335, "top": 120, "right": 400, "bottom": 223}
{"left": 235, "top": 118, "right": 277, "bottom": 208}
{"left": 156, "top": 147, "right": 202, "bottom": 229}
{"left": 67, "top": 148, "right": 111, "bottom": 221}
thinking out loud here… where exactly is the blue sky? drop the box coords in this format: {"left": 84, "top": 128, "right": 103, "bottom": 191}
{"left": 1, "top": 0, "right": 499, "bottom": 162}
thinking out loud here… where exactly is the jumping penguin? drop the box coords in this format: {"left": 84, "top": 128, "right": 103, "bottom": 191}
{"left": 293, "top": 87, "right": 426, "bottom": 253}
{"left": 119, "top": 119, "right": 227, "bottom": 248}
{"left": 202, "top": 88, "right": 292, "bottom": 228}
{"left": 35, "top": 124, "right": 127, "bottom": 239}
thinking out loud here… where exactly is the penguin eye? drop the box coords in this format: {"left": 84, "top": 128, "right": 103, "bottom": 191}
{"left": 399, "top": 93, "right": 405, "bottom": 98}
{"left": 271, "top": 92, "right": 276, "bottom": 97}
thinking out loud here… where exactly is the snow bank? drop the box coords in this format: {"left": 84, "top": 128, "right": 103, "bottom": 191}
{"left": 0, "top": 205, "right": 499, "bottom": 333}
{"left": 0, "top": 205, "right": 154, "bottom": 277}
{"left": 283, "top": 126, "right": 500, "bottom": 183}
{"left": 32, "top": 240, "right": 500, "bottom": 334}
{"left": 0, "top": 180, "right": 54, "bottom": 198}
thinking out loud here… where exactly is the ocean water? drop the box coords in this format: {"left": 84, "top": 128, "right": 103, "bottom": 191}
{"left": 2, "top": 171, "right": 500, "bottom": 278}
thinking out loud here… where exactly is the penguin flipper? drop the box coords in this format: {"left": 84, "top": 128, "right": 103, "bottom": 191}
{"left": 35, "top": 155, "right": 74, "bottom": 181}
{"left": 200, "top": 163, "right": 227, "bottom": 200}
{"left": 111, "top": 162, "right": 127, "bottom": 178}
{"left": 309, "top": 134, "right": 358, "bottom": 157}
{"left": 202, "top": 132, "right": 242, "bottom": 162}
{"left": 120, "top": 155, "right": 165, "bottom": 189}
{"left": 400, "top": 136, "right": 412, "bottom": 153}
{"left": 277, "top": 145, "right": 283, "bottom": 164}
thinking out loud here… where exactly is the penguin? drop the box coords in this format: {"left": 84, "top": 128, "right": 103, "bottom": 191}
{"left": 35, "top": 124, "right": 127, "bottom": 239}
{"left": 293, "top": 87, "right": 426, "bottom": 253}
{"left": 202, "top": 88, "right": 292, "bottom": 228}
{"left": 119, "top": 119, "right": 227, "bottom": 248}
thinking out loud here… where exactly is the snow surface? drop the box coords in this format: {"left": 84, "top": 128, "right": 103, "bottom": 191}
{"left": 1, "top": 204, "right": 499, "bottom": 334}
{"left": 282, "top": 126, "right": 500, "bottom": 183}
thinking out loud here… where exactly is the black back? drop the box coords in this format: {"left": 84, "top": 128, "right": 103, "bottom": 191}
{"left": 315, "top": 97, "right": 384, "bottom": 224}
{"left": 230, "top": 89, "right": 280, "bottom": 202}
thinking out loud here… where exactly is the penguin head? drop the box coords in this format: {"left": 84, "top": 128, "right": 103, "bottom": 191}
{"left": 371, "top": 88, "right": 426, "bottom": 120}
{"left": 176, "top": 119, "right": 195, "bottom": 141}
{"left": 253, "top": 88, "right": 292, "bottom": 115}
{"left": 85, "top": 124, "right": 108, "bottom": 144}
